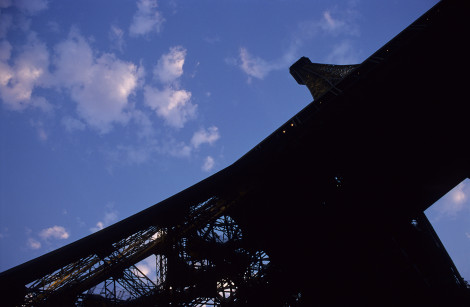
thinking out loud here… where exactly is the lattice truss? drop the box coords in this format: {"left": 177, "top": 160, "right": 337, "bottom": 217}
{"left": 289, "top": 57, "right": 359, "bottom": 100}
{"left": 23, "top": 196, "right": 271, "bottom": 306}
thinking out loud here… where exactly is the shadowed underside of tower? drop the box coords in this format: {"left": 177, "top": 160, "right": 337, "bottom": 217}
{"left": 1, "top": 1, "right": 470, "bottom": 306}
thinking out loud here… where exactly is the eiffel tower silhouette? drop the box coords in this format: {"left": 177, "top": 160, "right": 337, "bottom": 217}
{"left": 1, "top": 1, "right": 469, "bottom": 306}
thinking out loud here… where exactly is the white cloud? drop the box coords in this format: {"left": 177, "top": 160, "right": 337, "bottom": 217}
{"left": 325, "top": 40, "right": 360, "bottom": 64}
{"left": 27, "top": 238, "right": 41, "bottom": 249}
{"left": 109, "top": 25, "right": 125, "bottom": 52}
{"left": 52, "top": 30, "right": 94, "bottom": 85}
{"left": 165, "top": 140, "right": 192, "bottom": 158}
{"left": 144, "top": 46, "right": 196, "bottom": 129}
{"left": 154, "top": 46, "right": 186, "bottom": 83}
{"left": 238, "top": 48, "right": 270, "bottom": 80}
{"left": 135, "top": 255, "right": 157, "bottom": 280}
{"left": 104, "top": 210, "right": 118, "bottom": 225}
{"left": 90, "top": 205, "right": 118, "bottom": 233}
{"left": 90, "top": 221, "right": 104, "bottom": 233}
{"left": 157, "top": 126, "right": 219, "bottom": 159}
{"left": 0, "top": 33, "right": 51, "bottom": 111}
{"left": 311, "top": 6, "right": 359, "bottom": 37}
{"left": 452, "top": 182, "right": 467, "bottom": 204}
{"left": 232, "top": 5, "right": 360, "bottom": 82}
{"left": 292, "top": 4, "right": 360, "bottom": 63}
{"left": 136, "top": 262, "right": 151, "bottom": 276}
{"left": 202, "top": 156, "right": 215, "bottom": 172}
{"left": 53, "top": 30, "right": 142, "bottom": 133}
{"left": 191, "top": 126, "right": 220, "bottom": 148}
{"left": 321, "top": 11, "right": 346, "bottom": 33}
{"left": 144, "top": 86, "right": 195, "bottom": 129}
{"left": 432, "top": 179, "right": 470, "bottom": 218}
{"left": 39, "top": 225, "right": 69, "bottom": 240}
{"left": 237, "top": 47, "right": 297, "bottom": 81}
{"left": 129, "top": 0, "right": 164, "bottom": 37}
{"left": 104, "top": 125, "right": 219, "bottom": 166}
{"left": 1, "top": 27, "right": 143, "bottom": 134}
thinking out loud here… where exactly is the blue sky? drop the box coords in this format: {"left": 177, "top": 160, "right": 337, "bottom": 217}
{"left": 1, "top": 0, "right": 468, "bottom": 281}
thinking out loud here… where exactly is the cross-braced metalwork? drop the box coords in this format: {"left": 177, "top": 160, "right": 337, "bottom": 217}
{"left": 21, "top": 195, "right": 271, "bottom": 306}
{"left": 289, "top": 57, "right": 359, "bottom": 100}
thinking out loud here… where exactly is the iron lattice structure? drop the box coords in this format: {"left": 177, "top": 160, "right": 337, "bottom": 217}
{"left": 289, "top": 58, "right": 359, "bottom": 101}
{"left": 1, "top": 1, "right": 470, "bottom": 306}
{"left": 23, "top": 196, "right": 274, "bottom": 306}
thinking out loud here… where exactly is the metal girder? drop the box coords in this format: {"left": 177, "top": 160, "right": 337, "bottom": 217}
{"left": 20, "top": 194, "right": 272, "bottom": 306}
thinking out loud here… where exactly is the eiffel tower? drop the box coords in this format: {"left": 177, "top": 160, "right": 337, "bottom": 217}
{"left": 1, "top": 1, "right": 469, "bottom": 306}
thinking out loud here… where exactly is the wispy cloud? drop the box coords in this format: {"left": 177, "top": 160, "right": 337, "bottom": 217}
{"left": 129, "top": 0, "right": 165, "bottom": 37}
{"left": 431, "top": 179, "right": 470, "bottom": 219}
{"left": 191, "top": 126, "right": 220, "bottom": 149}
{"left": 202, "top": 156, "right": 215, "bottom": 172}
{"left": 26, "top": 224, "right": 70, "bottom": 249}
{"left": 322, "top": 11, "right": 342, "bottom": 32}
{"left": 298, "top": 5, "right": 360, "bottom": 39}
{"left": 236, "top": 46, "right": 298, "bottom": 82}
{"left": 167, "top": 126, "right": 220, "bottom": 158}
{"left": 90, "top": 203, "right": 119, "bottom": 233}
{"left": 109, "top": 25, "right": 125, "bottom": 52}
{"left": 39, "top": 225, "right": 69, "bottom": 240}
{"left": 3, "top": 0, "right": 49, "bottom": 15}
{"left": 104, "top": 123, "right": 220, "bottom": 167}
{"left": 27, "top": 237, "right": 41, "bottom": 250}
{"left": 325, "top": 40, "right": 361, "bottom": 64}
{"left": 167, "top": 141, "right": 192, "bottom": 158}
{"left": 238, "top": 48, "right": 270, "bottom": 80}
{"left": 319, "top": 9, "right": 359, "bottom": 36}
{"left": 134, "top": 255, "right": 157, "bottom": 281}
{"left": 61, "top": 116, "right": 86, "bottom": 132}
{"left": 30, "top": 119, "right": 48, "bottom": 141}
{"left": 233, "top": 3, "right": 361, "bottom": 81}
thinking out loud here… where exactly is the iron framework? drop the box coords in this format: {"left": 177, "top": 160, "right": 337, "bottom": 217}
{"left": 22, "top": 196, "right": 273, "bottom": 306}
{"left": 1, "top": 1, "right": 470, "bottom": 306}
